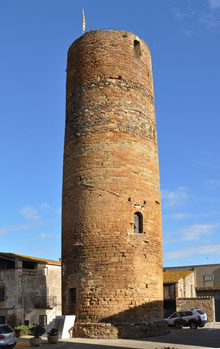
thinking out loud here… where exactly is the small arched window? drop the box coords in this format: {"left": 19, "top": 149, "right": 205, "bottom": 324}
{"left": 134, "top": 212, "right": 143, "bottom": 233}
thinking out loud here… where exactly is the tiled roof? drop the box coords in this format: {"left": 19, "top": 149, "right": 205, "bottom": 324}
{"left": 0, "top": 252, "right": 61, "bottom": 266}
{"left": 163, "top": 270, "right": 193, "bottom": 284}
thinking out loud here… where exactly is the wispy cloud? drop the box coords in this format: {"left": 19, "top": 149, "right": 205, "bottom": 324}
{"left": 56, "top": 208, "right": 61, "bottom": 215}
{"left": 205, "top": 179, "right": 220, "bottom": 190}
{"left": 199, "top": 11, "right": 220, "bottom": 31}
{"left": 165, "top": 210, "right": 218, "bottom": 220}
{"left": 169, "top": 213, "right": 191, "bottom": 220}
{"left": 35, "top": 233, "right": 53, "bottom": 240}
{"left": 164, "top": 243, "right": 220, "bottom": 261}
{"left": 41, "top": 202, "right": 50, "bottom": 209}
{"left": 196, "top": 152, "right": 220, "bottom": 169}
{"left": 0, "top": 222, "right": 41, "bottom": 236}
{"left": 209, "top": 0, "right": 220, "bottom": 9}
{"left": 171, "top": 1, "right": 220, "bottom": 34}
{"left": 161, "top": 187, "right": 190, "bottom": 209}
{"left": 19, "top": 205, "right": 40, "bottom": 221}
{"left": 164, "top": 223, "right": 218, "bottom": 242}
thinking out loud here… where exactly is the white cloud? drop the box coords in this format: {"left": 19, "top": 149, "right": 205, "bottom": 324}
{"left": 164, "top": 223, "right": 218, "bottom": 242}
{"left": 164, "top": 243, "right": 220, "bottom": 261}
{"left": 166, "top": 211, "right": 218, "bottom": 220}
{"left": 38, "top": 233, "right": 53, "bottom": 240}
{"left": 56, "top": 208, "right": 61, "bottom": 215}
{"left": 171, "top": 2, "right": 220, "bottom": 34}
{"left": 169, "top": 213, "right": 192, "bottom": 220}
{"left": 205, "top": 179, "right": 220, "bottom": 190}
{"left": 19, "top": 205, "right": 40, "bottom": 221}
{"left": 0, "top": 222, "right": 40, "bottom": 236}
{"left": 161, "top": 187, "right": 190, "bottom": 209}
{"left": 209, "top": 0, "right": 220, "bottom": 9}
{"left": 199, "top": 11, "right": 220, "bottom": 30}
{"left": 41, "top": 202, "right": 50, "bottom": 209}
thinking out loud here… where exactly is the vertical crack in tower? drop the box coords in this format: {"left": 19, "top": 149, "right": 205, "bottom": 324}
{"left": 62, "top": 30, "right": 163, "bottom": 338}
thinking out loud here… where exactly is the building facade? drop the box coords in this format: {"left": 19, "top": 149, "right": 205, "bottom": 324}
{"left": 62, "top": 30, "right": 163, "bottom": 337}
{"left": 0, "top": 253, "right": 61, "bottom": 327}
{"left": 164, "top": 264, "right": 220, "bottom": 321}
{"left": 163, "top": 271, "right": 195, "bottom": 317}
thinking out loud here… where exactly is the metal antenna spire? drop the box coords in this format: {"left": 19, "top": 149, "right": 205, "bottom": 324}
{"left": 82, "top": 8, "right": 85, "bottom": 34}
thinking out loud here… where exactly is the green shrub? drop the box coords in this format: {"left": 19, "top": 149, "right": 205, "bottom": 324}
{"left": 14, "top": 325, "right": 30, "bottom": 335}
{"left": 30, "top": 325, "right": 45, "bottom": 338}
{"left": 47, "top": 328, "right": 58, "bottom": 336}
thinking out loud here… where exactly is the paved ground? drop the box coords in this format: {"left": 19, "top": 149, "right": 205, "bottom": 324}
{"left": 17, "top": 322, "right": 220, "bottom": 349}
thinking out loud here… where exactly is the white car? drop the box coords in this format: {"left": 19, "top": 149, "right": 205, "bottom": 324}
{"left": 0, "top": 324, "right": 17, "bottom": 348}
{"left": 165, "top": 309, "right": 208, "bottom": 329}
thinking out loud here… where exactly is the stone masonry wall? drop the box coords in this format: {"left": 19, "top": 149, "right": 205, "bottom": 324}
{"left": 74, "top": 320, "right": 169, "bottom": 339}
{"left": 62, "top": 30, "right": 163, "bottom": 332}
{"left": 176, "top": 297, "right": 215, "bottom": 322}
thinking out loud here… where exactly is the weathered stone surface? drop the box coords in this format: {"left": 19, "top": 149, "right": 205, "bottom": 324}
{"left": 62, "top": 30, "right": 163, "bottom": 337}
{"left": 0, "top": 255, "right": 61, "bottom": 327}
{"left": 74, "top": 321, "right": 169, "bottom": 339}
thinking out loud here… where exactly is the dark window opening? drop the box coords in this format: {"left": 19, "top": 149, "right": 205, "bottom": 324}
{"left": 0, "top": 287, "right": 5, "bottom": 301}
{"left": 39, "top": 315, "right": 47, "bottom": 327}
{"left": 22, "top": 261, "right": 36, "bottom": 269}
{"left": 69, "top": 288, "right": 76, "bottom": 315}
{"left": 134, "top": 40, "right": 141, "bottom": 58}
{"left": 0, "top": 316, "right": 6, "bottom": 324}
{"left": 133, "top": 212, "right": 143, "bottom": 233}
{"left": 0, "top": 258, "right": 15, "bottom": 270}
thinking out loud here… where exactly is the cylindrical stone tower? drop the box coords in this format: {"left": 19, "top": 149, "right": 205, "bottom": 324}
{"left": 62, "top": 30, "right": 163, "bottom": 337}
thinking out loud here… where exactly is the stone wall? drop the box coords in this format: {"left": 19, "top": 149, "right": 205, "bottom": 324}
{"left": 74, "top": 321, "right": 169, "bottom": 339}
{"left": 176, "top": 297, "right": 215, "bottom": 322}
{"left": 62, "top": 29, "right": 163, "bottom": 333}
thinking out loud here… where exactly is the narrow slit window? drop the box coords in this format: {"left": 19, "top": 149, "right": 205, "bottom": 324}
{"left": 134, "top": 212, "right": 143, "bottom": 233}
{"left": 69, "top": 288, "right": 76, "bottom": 315}
{"left": 0, "top": 287, "right": 5, "bottom": 301}
{"left": 134, "top": 40, "right": 141, "bottom": 58}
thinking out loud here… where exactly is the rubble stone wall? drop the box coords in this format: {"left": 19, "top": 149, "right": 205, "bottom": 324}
{"left": 176, "top": 297, "right": 215, "bottom": 322}
{"left": 74, "top": 321, "right": 169, "bottom": 339}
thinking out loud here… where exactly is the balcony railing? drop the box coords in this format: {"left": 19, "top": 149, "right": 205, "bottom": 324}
{"left": 35, "top": 296, "right": 57, "bottom": 309}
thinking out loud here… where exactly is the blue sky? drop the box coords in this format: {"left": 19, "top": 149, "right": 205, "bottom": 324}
{"left": 0, "top": 0, "right": 220, "bottom": 267}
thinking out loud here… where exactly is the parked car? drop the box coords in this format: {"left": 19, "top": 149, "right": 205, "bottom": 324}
{"left": 164, "top": 309, "right": 208, "bottom": 329}
{"left": 0, "top": 324, "right": 17, "bottom": 348}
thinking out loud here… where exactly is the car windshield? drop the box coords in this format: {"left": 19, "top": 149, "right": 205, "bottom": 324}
{"left": 196, "top": 309, "right": 205, "bottom": 315}
{"left": 0, "top": 325, "right": 13, "bottom": 334}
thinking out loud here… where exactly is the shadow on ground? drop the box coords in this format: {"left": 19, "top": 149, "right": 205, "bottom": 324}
{"left": 17, "top": 326, "right": 220, "bottom": 348}
{"left": 138, "top": 327, "right": 220, "bottom": 348}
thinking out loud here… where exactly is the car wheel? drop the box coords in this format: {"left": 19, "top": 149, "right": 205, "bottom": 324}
{"left": 190, "top": 321, "right": 198, "bottom": 329}
{"left": 175, "top": 322, "right": 183, "bottom": 329}
{"left": 199, "top": 323, "right": 205, "bottom": 328}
